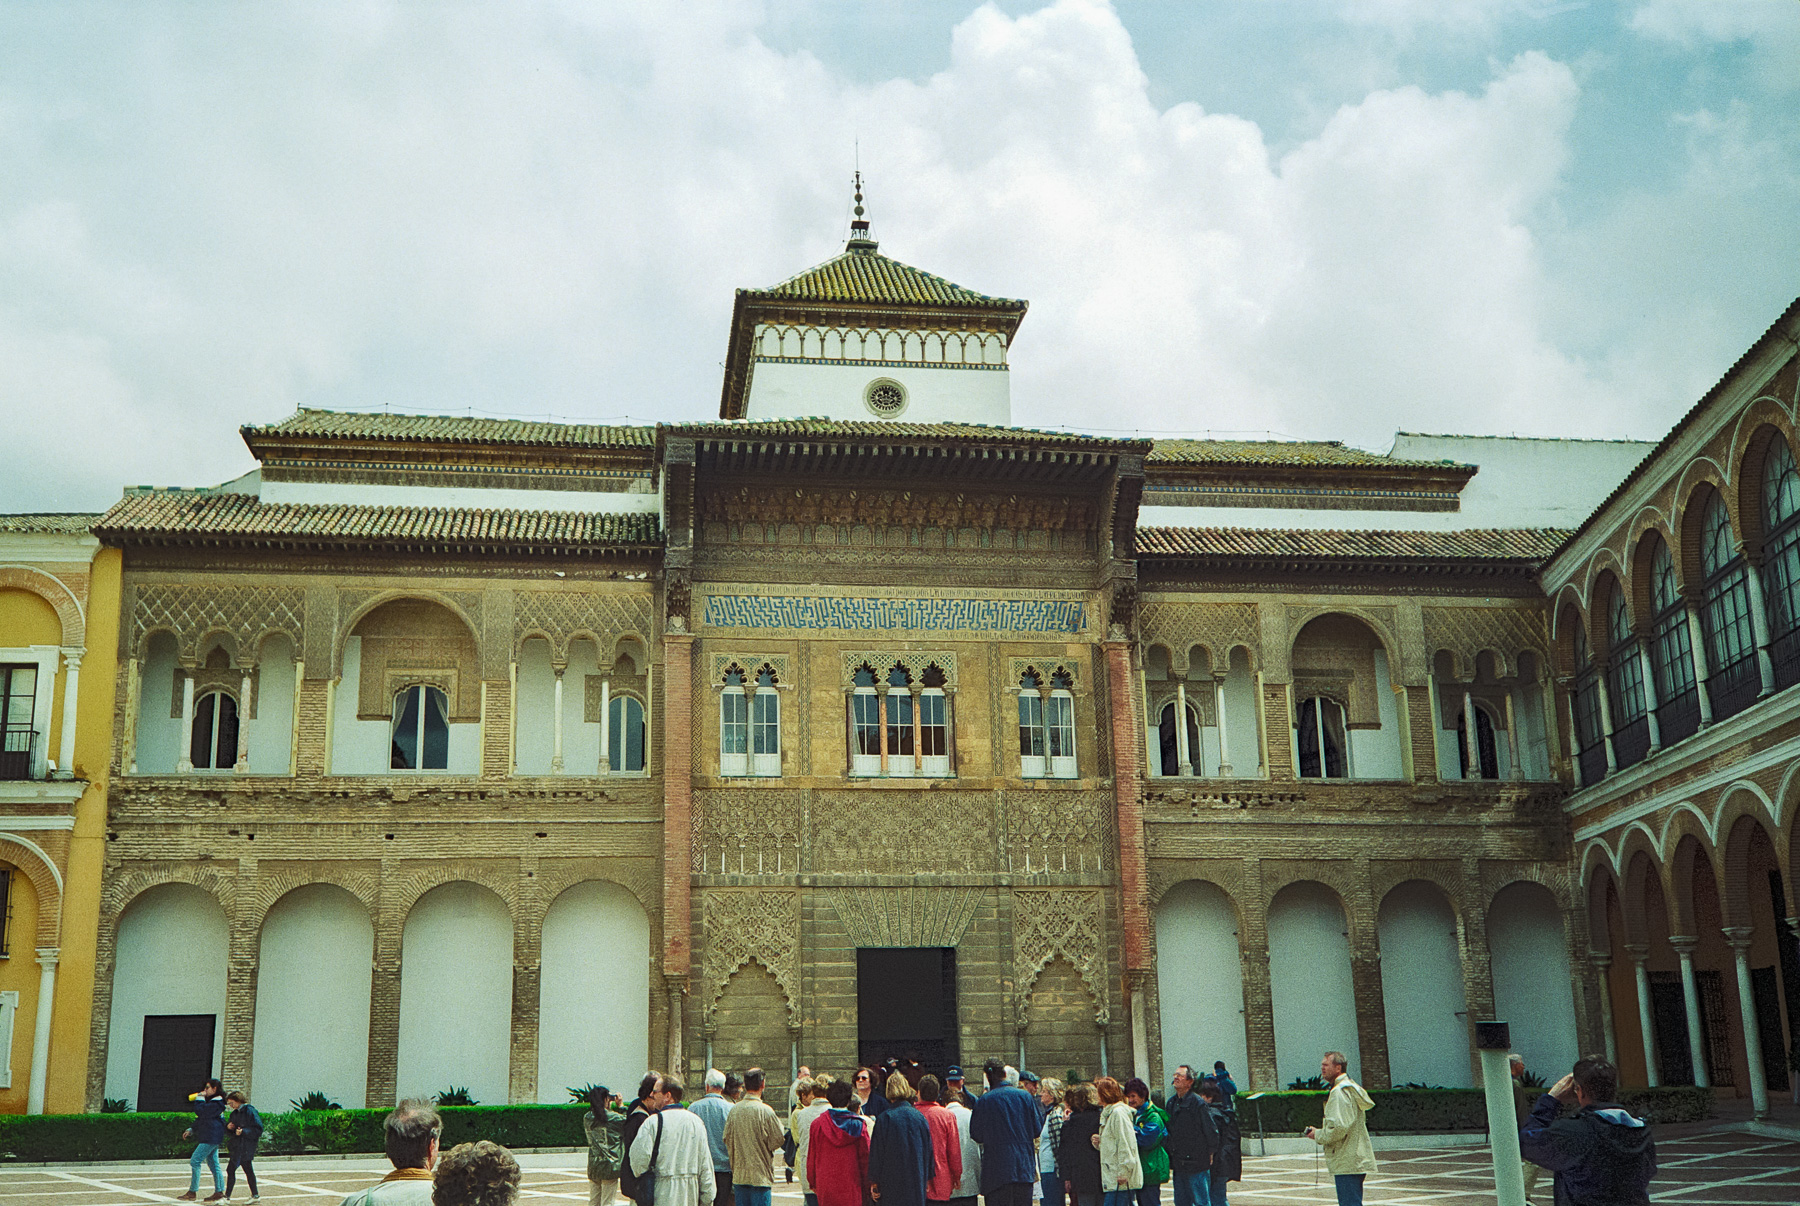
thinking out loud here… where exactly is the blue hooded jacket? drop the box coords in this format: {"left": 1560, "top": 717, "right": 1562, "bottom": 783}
{"left": 189, "top": 1093, "right": 227, "bottom": 1145}
{"left": 1520, "top": 1093, "right": 1655, "bottom": 1206}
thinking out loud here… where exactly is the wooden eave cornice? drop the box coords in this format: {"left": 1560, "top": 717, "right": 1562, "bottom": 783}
{"left": 1138, "top": 551, "right": 1547, "bottom": 579}
{"left": 244, "top": 433, "right": 657, "bottom": 476}
{"left": 670, "top": 434, "right": 1145, "bottom": 485}
{"left": 719, "top": 290, "right": 1029, "bottom": 420}
{"left": 98, "top": 529, "right": 664, "bottom": 560}
{"left": 1144, "top": 460, "right": 1475, "bottom": 496}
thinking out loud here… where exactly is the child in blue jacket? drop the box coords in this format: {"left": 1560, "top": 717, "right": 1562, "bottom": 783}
{"left": 179, "top": 1078, "right": 227, "bottom": 1201}
{"left": 224, "top": 1090, "right": 264, "bottom": 1202}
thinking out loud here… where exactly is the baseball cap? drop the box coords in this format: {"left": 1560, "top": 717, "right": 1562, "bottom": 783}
{"left": 945, "top": 1066, "right": 963, "bottom": 1079}
{"left": 1019, "top": 1070, "right": 1040, "bottom": 1084}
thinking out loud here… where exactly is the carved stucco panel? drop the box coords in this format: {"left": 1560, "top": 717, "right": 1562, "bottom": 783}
{"left": 703, "top": 889, "right": 801, "bottom": 1030}
{"left": 1014, "top": 888, "right": 1108, "bottom": 1026}
{"left": 827, "top": 886, "right": 983, "bottom": 949}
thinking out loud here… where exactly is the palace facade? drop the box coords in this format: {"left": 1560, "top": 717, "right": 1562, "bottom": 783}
{"left": 1, "top": 206, "right": 1794, "bottom": 1118}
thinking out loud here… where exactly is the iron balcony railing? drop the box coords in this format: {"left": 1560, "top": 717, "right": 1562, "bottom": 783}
{"left": 0, "top": 728, "right": 37, "bottom": 781}
{"left": 1707, "top": 656, "right": 1761, "bottom": 724}
{"left": 1656, "top": 687, "right": 1703, "bottom": 747}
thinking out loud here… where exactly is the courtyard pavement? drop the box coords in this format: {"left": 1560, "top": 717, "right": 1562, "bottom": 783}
{"left": 0, "top": 1127, "right": 1795, "bottom": 1206}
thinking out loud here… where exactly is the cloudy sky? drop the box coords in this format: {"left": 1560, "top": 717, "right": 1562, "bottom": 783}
{"left": 3, "top": 0, "right": 1797, "bottom": 512}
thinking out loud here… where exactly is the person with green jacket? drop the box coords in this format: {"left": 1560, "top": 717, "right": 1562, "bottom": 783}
{"left": 585, "top": 1085, "right": 629, "bottom": 1206}
{"left": 1122, "top": 1080, "right": 1167, "bottom": 1206}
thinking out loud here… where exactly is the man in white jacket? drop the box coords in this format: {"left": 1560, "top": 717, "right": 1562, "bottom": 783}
{"left": 631, "top": 1075, "right": 718, "bottom": 1206}
{"left": 1302, "top": 1052, "right": 1376, "bottom": 1206}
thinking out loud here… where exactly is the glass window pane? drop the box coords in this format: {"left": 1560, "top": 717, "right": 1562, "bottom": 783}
{"left": 1047, "top": 693, "right": 1074, "bottom": 758}
{"left": 1017, "top": 693, "right": 1044, "bottom": 757}
{"left": 752, "top": 691, "right": 779, "bottom": 755}
{"left": 422, "top": 687, "right": 449, "bottom": 769}
{"left": 391, "top": 687, "right": 420, "bottom": 769}
{"left": 920, "top": 692, "right": 946, "bottom": 756}
{"left": 1765, "top": 439, "right": 1800, "bottom": 530}
{"left": 887, "top": 691, "right": 913, "bottom": 754}
{"left": 192, "top": 692, "right": 217, "bottom": 769}
{"left": 611, "top": 697, "right": 644, "bottom": 771}
{"left": 853, "top": 691, "right": 881, "bottom": 755}
{"left": 721, "top": 690, "right": 747, "bottom": 754}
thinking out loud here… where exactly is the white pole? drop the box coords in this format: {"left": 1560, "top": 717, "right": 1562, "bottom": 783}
{"left": 552, "top": 669, "right": 565, "bottom": 775}
{"left": 1625, "top": 945, "right": 1659, "bottom": 1087}
{"left": 1174, "top": 682, "right": 1192, "bottom": 775}
{"left": 1476, "top": 1025, "right": 1527, "bottom": 1206}
{"left": 26, "top": 949, "right": 57, "bottom": 1114}
{"left": 55, "top": 654, "right": 80, "bottom": 778}
{"left": 176, "top": 671, "right": 196, "bottom": 773}
{"left": 1591, "top": 953, "right": 1619, "bottom": 1065}
{"left": 599, "top": 679, "right": 611, "bottom": 772}
{"left": 1214, "top": 677, "right": 1233, "bottom": 777}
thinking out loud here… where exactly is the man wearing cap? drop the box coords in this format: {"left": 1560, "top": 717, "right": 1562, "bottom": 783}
{"left": 969, "top": 1057, "right": 1040, "bottom": 1206}
{"left": 946, "top": 1067, "right": 976, "bottom": 1104}
{"left": 1017, "top": 1074, "right": 1047, "bottom": 1125}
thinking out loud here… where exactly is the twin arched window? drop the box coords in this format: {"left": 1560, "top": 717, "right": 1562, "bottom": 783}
{"left": 1604, "top": 584, "right": 1650, "bottom": 769}
{"left": 1295, "top": 695, "right": 1347, "bottom": 779}
{"left": 191, "top": 690, "right": 241, "bottom": 771}
{"left": 1157, "top": 701, "right": 1201, "bottom": 777}
{"left": 1018, "top": 669, "right": 1076, "bottom": 779}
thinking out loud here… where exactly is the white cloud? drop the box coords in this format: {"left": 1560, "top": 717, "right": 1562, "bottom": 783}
{"left": 0, "top": 0, "right": 1788, "bottom": 510}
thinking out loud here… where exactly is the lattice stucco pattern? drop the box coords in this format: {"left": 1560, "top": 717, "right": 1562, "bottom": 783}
{"left": 828, "top": 886, "right": 983, "bottom": 948}
{"left": 708, "top": 654, "right": 794, "bottom": 685}
{"left": 1139, "top": 602, "right": 1259, "bottom": 672}
{"left": 134, "top": 584, "right": 305, "bottom": 663}
{"left": 838, "top": 651, "right": 959, "bottom": 689}
{"left": 1014, "top": 889, "right": 1108, "bottom": 1025}
{"left": 703, "top": 889, "right": 801, "bottom": 1029}
{"left": 515, "top": 589, "right": 655, "bottom": 664}
{"left": 1422, "top": 605, "right": 1549, "bottom": 680}
{"left": 693, "top": 790, "right": 803, "bottom": 875}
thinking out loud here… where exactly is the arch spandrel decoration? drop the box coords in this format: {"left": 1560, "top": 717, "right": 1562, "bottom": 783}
{"left": 132, "top": 583, "right": 304, "bottom": 664}
{"left": 1014, "top": 888, "right": 1108, "bottom": 1026}
{"left": 703, "top": 889, "right": 801, "bottom": 1030}
{"left": 1007, "top": 658, "right": 1081, "bottom": 690}
{"left": 1137, "top": 602, "right": 1259, "bottom": 676}
{"left": 828, "top": 886, "right": 983, "bottom": 949}
{"left": 514, "top": 590, "right": 655, "bottom": 664}
{"left": 838, "top": 651, "right": 958, "bottom": 690}
{"left": 1421, "top": 605, "right": 1549, "bottom": 682}
{"left": 709, "top": 654, "right": 793, "bottom": 685}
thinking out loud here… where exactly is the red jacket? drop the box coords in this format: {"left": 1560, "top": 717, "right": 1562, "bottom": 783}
{"left": 808, "top": 1109, "right": 871, "bottom": 1206}
{"left": 920, "top": 1101, "right": 964, "bottom": 1201}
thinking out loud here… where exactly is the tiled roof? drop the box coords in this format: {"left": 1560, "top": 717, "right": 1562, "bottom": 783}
{"left": 1138, "top": 527, "right": 1573, "bottom": 562}
{"left": 0, "top": 514, "right": 99, "bottom": 534}
{"left": 243, "top": 409, "right": 656, "bottom": 449}
{"left": 668, "top": 417, "right": 1150, "bottom": 451}
{"left": 747, "top": 249, "right": 1026, "bottom": 311}
{"left": 96, "top": 491, "right": 660, "bottom": 551}
{"left": 1148, "top": 439, "right": 1465, "bottom": 470}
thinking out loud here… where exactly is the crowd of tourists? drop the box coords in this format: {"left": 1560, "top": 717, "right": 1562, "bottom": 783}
{"left": 166, "top": 1047, "right": 1655, "bottom": 1206}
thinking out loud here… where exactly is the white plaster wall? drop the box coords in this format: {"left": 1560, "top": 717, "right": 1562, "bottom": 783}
{"left": 1517, "top": 683, "right": 1551, "bottom": 778}
{"left": 1488, "top": 882, "right": 1580, "bottom": 1081}
{"left": 744, "top": 360, "right": 1011, "bottom": 426}
{"left": 332, "top": 637, "right": 480, "bottom": 775}
{"left": 397, "top": 882, "right": 513, "bottom": 1104}
{"left": 563, "top": 642, "right": 601, "bottom": 773}
{"left": 1268, "top": 882, "right": 1359, "bottom": 1086}
{"left": 247, "top": 635, "right": 295, "bottom": 774}
{"left": 136, "top": 633, "right": 182, "bottom": 774}
{"left": 1155, "top": 881, "right": 1248, "bottom": 1081}
{"left": 1345, "top": 649, "right": 1404, "bottom": 779}
{"left": 1377, "top": 882, "right": 1472, "bottom": 1087}
{"left": 260, "top": 479, "right": 660, "bottom": 514}
{"left": 1223, "top": 650, "right": 1260, "bottom": 774}
{"left": 536, "top": 881, "right": 651, "bottom": 1103}
{"left": 252, "top": 884, "right": 374, "bottom": 1109}
{"left": 105, "top": 884, "right": 228, "bottom": 1106}
{"left": 515, "top": 639, "right": 556, "bottom": 775}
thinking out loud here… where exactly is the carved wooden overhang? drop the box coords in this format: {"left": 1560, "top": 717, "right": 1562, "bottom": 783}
{"left": 1135, "top": 526, "right": 1571, "bottom": 587}
{"left": 718, "top": 294, "right": 1029, "bottom": 420}
{"left": 242, "top": 411, "right": 659, "bottom": 490}
{"left": 1144, "top": 458, "right": 1476, "bottom": 513}
{"left": 662, "top": 422, "right": 1149, "bottom": 488}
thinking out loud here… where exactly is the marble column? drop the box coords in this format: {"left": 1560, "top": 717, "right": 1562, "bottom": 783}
{"left": 55, "top": 653, "right": 79, "bottom": 778}
{"left": 1623, "top": 943, "right": 1659, "bottom": 1087}
{"left": 1742, "top": 559, "right": 1778, "bottom": 695}
{"left": 26, "top": 948, "right": 57, "bottom": 1114}
{"left": 552, "top": 667, "right": 565, "bottom": 774}
{"left": 1668, "top": 936, "right": 1709, "bottom": 1087}
{"left": 1591, "top": 952, "right": 1619, "bottom": 1065}
{"left": 1723, "top": 927, "right": 1770, "bottom": 1119}
{"left": 1214, "top": 676, "right": 1232, "bottom": 777}
{"left": 175, "top": 670, "right": 196, "bottom": 773}
{"left": 1685, "top": 605, "right": 1716, "bottom": 725}
{"left": 1174, "top": 681, "right": 1192, "bottom": 775}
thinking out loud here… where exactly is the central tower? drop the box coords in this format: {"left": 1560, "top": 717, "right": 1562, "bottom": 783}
{"left": 718, "top": 176, "right": 1028, "bottom": 425}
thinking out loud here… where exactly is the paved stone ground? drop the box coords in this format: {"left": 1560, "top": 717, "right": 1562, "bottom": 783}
{"left": 2, "top": 1132, "right": 1796, "bottom": 1206}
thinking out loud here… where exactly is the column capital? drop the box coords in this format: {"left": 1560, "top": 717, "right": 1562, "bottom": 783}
{"left": 1667, "top": 934, "right": 1700, "bottom": 957}
{"left": 1722, "top": 925, "right": 1755, "bottom": 951}
{"left": 33, "top": 947, "right": 58, "bottom": 968}
{"left": 1621, "top": 942, "right": 1651, "bottom": 965}
{"left": 1589, "top": 950, "right": 1613, "bottom": 970}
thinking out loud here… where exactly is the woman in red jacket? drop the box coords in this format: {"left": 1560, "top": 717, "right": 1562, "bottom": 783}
{"left": 808, "top": 1079, "right": 872, "bottom": 1206}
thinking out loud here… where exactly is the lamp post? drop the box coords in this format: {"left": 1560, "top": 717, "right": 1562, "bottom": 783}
{"left": 1476, "top": 1021, "right": 1527, "bottom": 1206}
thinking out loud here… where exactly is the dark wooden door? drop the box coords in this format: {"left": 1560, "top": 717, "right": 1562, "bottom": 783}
{"left": 857, "top": 948, "right": 960, "bottom": 1079}
{"left": 138, "top": 1014, "right": 216, "bottom": 1113}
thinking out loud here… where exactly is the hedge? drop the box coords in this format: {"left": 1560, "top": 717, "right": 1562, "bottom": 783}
{"left": 1232, "top": 1085, "right": 1712, "bottom": 1137}
{"left": 0, "top": 1088, "right": 1713, "bottom": 1163}
{"left": 0, "top": 1103, "right": 589, "bottom": 1163}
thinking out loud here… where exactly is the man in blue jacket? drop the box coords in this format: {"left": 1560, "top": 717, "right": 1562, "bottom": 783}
{"left": 968, "top": 1059, "right": 1039, "bottom": 1206}
{"left": 1520, "top": 1055, "right": 1655, "bottom": 1206}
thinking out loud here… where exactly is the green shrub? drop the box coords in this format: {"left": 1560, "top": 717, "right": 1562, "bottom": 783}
{"left": 1232, "top": 1084, "right": 1712, "bottom": 1136}
{"left": 99, "top": 1099, "right": 130, "bottom": 1114}
{"left": 435, "top": 1087, "right": 477, "bottom": 1107}
{"left": 290, "top": 1091, "right": 341, "bottom": 1112}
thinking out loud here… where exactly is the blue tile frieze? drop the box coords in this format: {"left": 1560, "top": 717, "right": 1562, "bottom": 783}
{"left": 702, "top": 594, "right": 1085, "bottom": 635}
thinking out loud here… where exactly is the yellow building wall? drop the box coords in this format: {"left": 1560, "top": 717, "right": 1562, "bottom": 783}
{"left": 0, "top": 867, "right": 41, "bottom": 1113}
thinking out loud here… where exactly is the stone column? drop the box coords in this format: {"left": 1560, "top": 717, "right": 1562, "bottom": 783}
{"left": 1213, "top": 676, "right": 1232, "bottom": 777}
{"left": 55, "top": 653, "right": 79, "bottom": 778}
{"left": 1638, "top": 646, "right": 1663, "bottom": 752}
{"left": 663, "top": 628, "right": 696, "bottom": 1057}
{"left": 1668, "top": 936, "right": 1709, "bottom": 1087}
{"left": 911, "top": 685, "right": 923, "bottom": 774}
{"left": 1105, "top": 637, "right": 1151, "bottom": 1067}
{"left": 599, "top": 678, "right": 611, "bottom": 773}
{"left": 1503, "top": 690, "right": 1524, "bottom": 779}
{"left": 1594, "top": 665, "right": 1619, "bottom": 773}
{"left": 1623, "top": 943, "right": 1658, "bottom": 1087}
{"left": 1174, "top": 681, "right": 1192, "bottom": 775}
{"left": 1460, "top": 690, "right": 1478, "bottom": 778}
{"left": 1723, "top": 927, "right": 1770, "bottom": 1119}
{"left": 176, "top": 668, "right": 196, "bottom": 773}
{"left": 1591, "top": 952, "right": 1619, "bottom": 1065}
{"left": 1742, "top": 560, "right": 1778, "bottom": 695}
{"left": 235, "top": 670, "right": 252, "bottom": 771}
{"left": 26, "top": 948, "right": 57, "bottom": 1114}
{"left": 1685, "top": 605, "right": 1715, "bottom": 725}
{"left": 552, "top": 666, "right": 566, "bottom": 774}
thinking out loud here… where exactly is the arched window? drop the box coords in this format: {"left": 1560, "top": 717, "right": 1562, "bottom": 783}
{"left": 885, "top": 666, "right": 914, "bottom": 778}
{"left": 1018, "top": 671, "right": 1046, "bottom": 779}
{"left": 1699, "top": 493, "right": 1758, "bottom": 720}
{"left": 1157, "top": 701, "right": 1200, "bottom": 777}
{"left": 1570, "top": 623, "right": 1606, "bottom": 787}
{"left": 920, "top": 664, "right": 950, "bottom": 777}
{"left": 1605, "top": 585, "right": 1650, "bottom": 769}
{"left": 851, "top": 665, "right": 880, "bottom": 776}
{"left": 1761, "top": 438, "right": 1800, "bottom": 687}
{"left": 752, "top": 667, "right": 780, "bottom": 776}
{"left": 1455, "top": 704, "right": 1499, "bottom": 780}
{"left": 1047, "top": 669, "right": 1077, "bottom": 779}
{"left": 1295, "top": 696, "right": 1348, "bottom": 779}
{"left": 720, "top": 667, "right": 748, "bottom": 777}
{"left": 1647, "top": 537, "right": 1701, "bottom": 744}
{"left": 391, "top": 685, "right": 449, "bottom": 770}
{"left": 609, "top": 695, "right": 645, "bottom": 772}
{"left": 190, "top": 690, "right": 240, "bottom": 771}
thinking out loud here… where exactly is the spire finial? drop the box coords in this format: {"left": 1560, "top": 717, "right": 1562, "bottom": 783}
{"left": 846, "top": 167, "right": 878, "bottom": 254}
